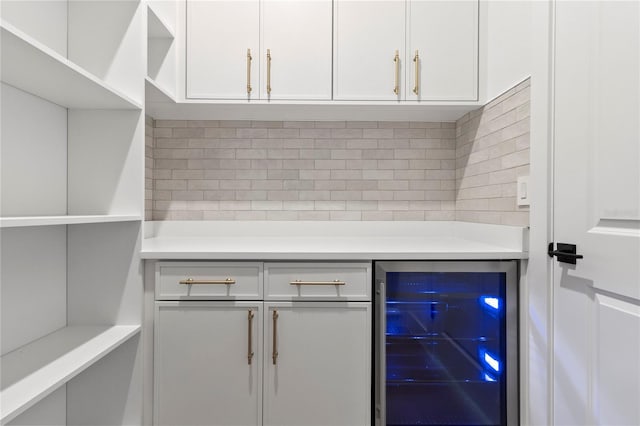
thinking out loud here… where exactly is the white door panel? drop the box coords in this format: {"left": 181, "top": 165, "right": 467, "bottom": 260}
{"left": 553, "top": 1, "right": 640, "bottom": 425}
{"left": 261, "top": 0, "right": 332, "bottom": 100}
{"left": 407, "top": 0, "right": 478, "bottom": 101}
{"left": 595, "top": 295, "right": 640, "bottom": 425}
{"left": 154, "top": 302, "right": 262, "bottom": 426}
{"left": 187, "top": 0, "right": 259, "bottom": 99}
{"left": 333, "top": 0, "right": 405, "bottom": 100}
{"left": 263, "top": 303, "right": 371, "bottom": 426}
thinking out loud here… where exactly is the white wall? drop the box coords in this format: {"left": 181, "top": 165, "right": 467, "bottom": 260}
{"left": 483, "top": 0, "right": 532, "bottom": 102}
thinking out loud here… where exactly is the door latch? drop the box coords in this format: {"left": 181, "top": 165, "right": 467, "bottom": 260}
{"left": 548, "top": 242, "right": 584, "bottom": 264}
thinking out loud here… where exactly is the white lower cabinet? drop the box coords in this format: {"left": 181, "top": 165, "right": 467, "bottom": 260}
{"left": 153, "top": 262, "right": 372, "bottom": 426}
{"left": 264, "top": 303, "right": 371, "bottom": 426}
{"left": 154, "top": 302, "right": 263, "bottom": 426}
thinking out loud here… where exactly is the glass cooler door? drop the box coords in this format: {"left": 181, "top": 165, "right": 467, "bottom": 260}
{"left": 375, "top": 261, "right": 518, "bottom": 426}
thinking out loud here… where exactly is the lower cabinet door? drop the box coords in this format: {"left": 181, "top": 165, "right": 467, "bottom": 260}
{"left": 264, "top": 302, "right": 371, "bottom": 426}
{"left": 154, "top": 302, "right": 262, "bottom": 426}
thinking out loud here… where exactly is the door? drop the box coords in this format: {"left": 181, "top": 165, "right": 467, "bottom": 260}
{"left": 406, "top": 0, "right": 478, "bottom": 101}
{"left": 263, "top": 302, "right": 371, "bottom": 426}
{"left": 154, "top": 302, "right": 262, "bottom": 426}
{"left": 186, "top": 0, "right": 259, "bottom": 99}
{"left": 333, "top": 0, "right": 405, "bottom": 100}
{"left": 375, "top": 261, "right": 519, "bottom": 426}
{"left": 553, "top": 2, "right": 640, "bottom": 425}
{"left": 261, "top": 0, "right": 332, "bottom": 100}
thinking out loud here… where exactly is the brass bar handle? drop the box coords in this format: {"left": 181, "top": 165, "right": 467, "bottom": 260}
{"left": 266, "top": 49, "right": 272, "bottom": 95}
{"left": 413, "top": 50, "right": 419, "bottom": 95}
{"left": 247, "top": 310, "right": 254, "bottom": 365}
{"left": 272, "top": 310, "right": 278, "bottom": 365}
{"left": 290, "top": 280, "right": 346, "bottom": 286}
{"left": 393, "top": 50, "right": 400, "bottom": 95}
{"left": 179, "top": 278, "right": 236, "bottom": 285}
{"left": 246, "top": 48, "right": 252, "bottom": 94}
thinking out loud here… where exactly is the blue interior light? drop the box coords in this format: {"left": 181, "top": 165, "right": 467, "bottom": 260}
{"left": 483, "top": 373, "right": 497, "bottom": 382}
{"left": 480, "top": 349, "right": 501, "bottom": 373}
{"left": 480, "top": 296, "right": 501, "bottom": 311}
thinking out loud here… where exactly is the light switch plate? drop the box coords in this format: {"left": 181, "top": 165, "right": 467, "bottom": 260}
{"left": 517, "top": 176, "right": 530, "bottom": 206}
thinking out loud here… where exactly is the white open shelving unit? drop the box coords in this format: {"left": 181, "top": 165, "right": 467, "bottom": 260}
{"left": 1, "top": 1, "right": 145, "bottom": 424}
{"left": 1, "top": 326, "right": 141, "bottom": 424}
{"left": 146, "top": 1, "right": 176, "bottom": 102}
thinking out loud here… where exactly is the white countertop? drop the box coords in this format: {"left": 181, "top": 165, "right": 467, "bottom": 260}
{"left": 141, "top": 221, "right": 528, "bottom": 260}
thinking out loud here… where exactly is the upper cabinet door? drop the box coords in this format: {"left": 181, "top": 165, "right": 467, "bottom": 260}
{"left": 187, "top": 0, "right": 259, "bottom": 99}
{"left": 407, "top": 0, "right": 478, "bottom": 101}
{"left": 261, "top": 0, "right": 332, "bottom": 100}
{"left": 333, "top": 0, "right": 406, "bottom": 101}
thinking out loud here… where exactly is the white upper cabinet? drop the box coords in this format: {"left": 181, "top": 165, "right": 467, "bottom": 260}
{"left": 187, "top": 0, "right": 331, "bottom": 100}
{"left": 187, "top": 0, "right": 260, "bottom": 99}
{"left": 407, "top": 0, "right": 478, "bottom": 101}
{"left": 333, "top": 0, "right": 406, "bottom": 100}
{"left": 260, "top": 0, "right": 332, "bottom": 100}
{"left": 333, "top": 0, "right": 478, "bottom": 101}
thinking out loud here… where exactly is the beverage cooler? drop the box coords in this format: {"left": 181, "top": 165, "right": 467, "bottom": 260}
{"left": 374, "top": 261, "right": 518, "bottom": 426}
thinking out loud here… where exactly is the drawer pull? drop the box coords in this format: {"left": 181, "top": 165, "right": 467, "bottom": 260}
{"left": 247, "top": 310, "right": 254, "bottom": 365}
{"left": 179, "top": 278, "right": 236, "bottom": 285}
{"left": 290, "top": 280, "right": 346, "bottom": 286}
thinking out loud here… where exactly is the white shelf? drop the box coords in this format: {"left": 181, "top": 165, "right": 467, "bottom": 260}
{"left": 148, "top": 6, "right": 175, "bottom": 39}
{"left": 0, "top": 21, "right": 142, "bottom": 110}
{"left": 0, "top": 325, "right": 141, "bottom": 424}
{"left": 0, "top": 215, "right": 142, "bottom": 228}
{"left": 145, "top": 76, "right": 175, "bottom": 104}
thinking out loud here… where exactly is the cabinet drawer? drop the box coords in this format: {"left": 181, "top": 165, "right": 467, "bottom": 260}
{"left": 156, "top": 262, "right": 263, "bottom": 300}
{"left": 264, "top": 262, "right": 371, "bottom": 301}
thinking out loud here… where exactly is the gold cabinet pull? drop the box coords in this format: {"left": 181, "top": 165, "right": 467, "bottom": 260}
{"left": 413, "top": 50, "right": 419, "bottom": 95}
{"left": 272, "top": 310, "right": 278, "bottom": 365}
{"left": 290, "top": 280, "right": 346, "bottom": 286}
{"left": 179, "top": 278, "right": 236, "bottom": 285}
{"left": 246, "top": 48, "right": 252, "bottom": 94}
{"left": 266, "top": 49, "right": 272, "bottom": 95}
{"left": 393, "top": 50, "right": 400, "bottom": 95}
{"left": 247, "top": 310, "right": 254, "bottom": 365}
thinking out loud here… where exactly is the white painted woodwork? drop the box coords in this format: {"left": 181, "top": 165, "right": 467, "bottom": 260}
{"left": 146, "top": 76, "right": 176, "bottom": 104}
{"left": 68, "top": 1, "right": 145, "bottom": 104}
{"left": 0, "top": 83, "right": 67, "bottom": 217}
{"left": 154, "top": 302, "right": 263, "bottom": 426}
{"left": 0, "top": 0, "right": 67, "bottom": 57}
{"left": 146, "top": 99, "right": 480, "bottom": 121}
{"left": 0, "top": 23, "right": 141, "bottom": 110}
{"left": 186, "top": 0, "right": 260, "bottom": 99}
{"left": 148, "top": 1, "right": 176, "bottom": 35}
{"left": 148, "top": 6, "right": 174, "bottom": 39}
{"left": 407, "top": 0, "right": 478, "bottom": 101}
{"left": 67, "top": 222, "right": 142, "bottom": 326}
{"left": 260, "top": 0, "right": 332, "bottom": 100}
{"left": 553, "top": 1, "right": 640, "bottom": 425}
{"left": 67, "top": 110, "right": 144, "bottom": 216}
{"left": 7, "top": 387, "right": 66, "bottom": 426}
{"left": 0, "top": 326, "right": 141, "bottom": 424}
{"left": 0, "top": 2, "right": 145, "bottom": 425}
{"left": 333, "top": 0, "right": 406, "bottom": 100}
{"left": 0, "top": 215, "right": 141, "bottom": 228}
{"left": 263, "top": 302, "right": 371, "bottom": 426}
{"left": 156, "top": 261, "right": 263, "bottom": 300}
{"left": 264, "top": 262, "right": 372, "bottom": 300}
{"left": 148, "top": 4, "right": 176, "bottom": 99}
{"left": 67, "top": 334, "right": 142, "bottom": 426}
{"left": 0, "top": 227, "right": 67, "bottom": 356}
